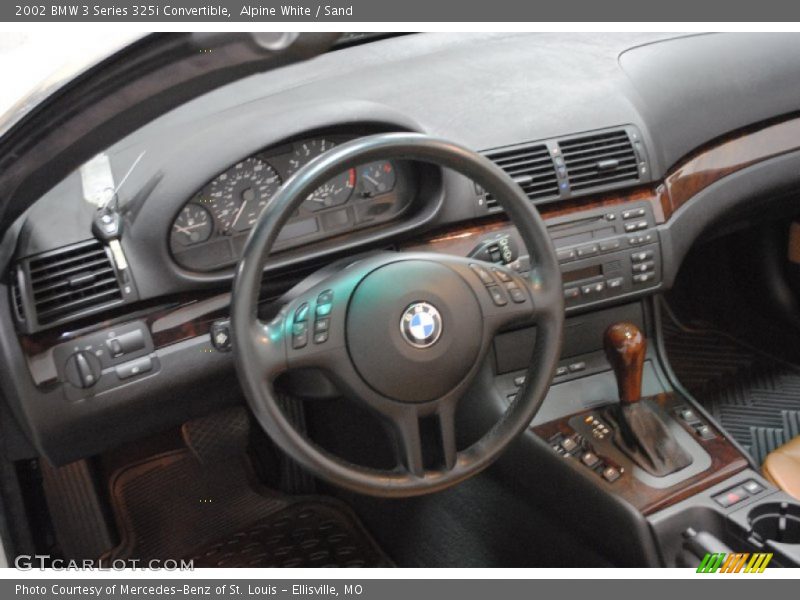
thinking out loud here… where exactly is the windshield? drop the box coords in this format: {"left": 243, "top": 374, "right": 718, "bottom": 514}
{"left": 0, "top": 31, "right": 143, "bottom": 139}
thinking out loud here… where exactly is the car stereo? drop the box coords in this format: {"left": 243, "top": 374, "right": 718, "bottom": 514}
{"left": 549, "top": 202, "right": 661, "bottom": 309}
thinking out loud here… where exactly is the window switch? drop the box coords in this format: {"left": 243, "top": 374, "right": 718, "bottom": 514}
{"left": 695, "top": 424, "right": 716, "bottom": 440}
{"left": 602, "top": 466, "right": 621, "bottom": 482}
{"left": 560, "top": 436, "right": 579, "bottom": 453}
{"left": 581, "top": 452, "right": 600, "bottom": 468}
{"left": 678, "top": 407, "right": 701, "bottom": 424}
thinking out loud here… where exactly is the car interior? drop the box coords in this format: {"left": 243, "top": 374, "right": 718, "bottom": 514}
{"left": 2, "top": 31, "right": 800, "bottom": 568}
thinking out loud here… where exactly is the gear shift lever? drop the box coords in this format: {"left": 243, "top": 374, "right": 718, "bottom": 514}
{"left": 604, "top": 322, "right": 646, "bottom": 406}
{"left": 603, "top": 322, "right": 692, "bottom": 477}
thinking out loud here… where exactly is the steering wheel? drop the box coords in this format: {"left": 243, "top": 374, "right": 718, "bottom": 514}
{"left": 231, "top": 133, "right": 564, "bottom": 497}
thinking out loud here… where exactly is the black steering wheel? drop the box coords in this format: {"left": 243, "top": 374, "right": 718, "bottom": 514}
{"left": 231, "top": 133, "right": 564, "bottom": 497}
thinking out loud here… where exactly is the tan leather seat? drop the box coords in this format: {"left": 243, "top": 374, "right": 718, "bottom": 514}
{"left": 763, "top": 435, "right": 800, "bottom": 500}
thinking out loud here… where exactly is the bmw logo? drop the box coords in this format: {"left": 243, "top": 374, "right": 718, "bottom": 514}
{"left": 400, "top": 302, "right": 443, "bottom": 348}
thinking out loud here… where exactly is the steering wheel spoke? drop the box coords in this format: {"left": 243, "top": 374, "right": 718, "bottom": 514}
{"left": 249, "top": 314, "right": 289, "bottom": 380}
{"left": 388, "top": 407, "right": 426, "bottom": 477}
{"left": 385, "top": 400, "right": 459, "bottom": 477}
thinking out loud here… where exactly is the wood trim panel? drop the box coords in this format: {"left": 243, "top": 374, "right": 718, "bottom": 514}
{"left": 532, "top": 392, "right": 749, "bottom": 515}
{"left": 664, "top": 114, "right": 800, "bottom": 213}
{"left": 19, "top": 292, "right": 229, "bottom": 386}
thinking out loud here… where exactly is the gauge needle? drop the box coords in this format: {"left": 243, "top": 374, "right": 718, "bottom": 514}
{"left": 364, "top": 174, "right": 380, "bottom": 187}
{"left": 231, "top": 199, "right": 248, "bottom": 229}
{"left": 173, "top": 223, "right": 207, "bottom": 234}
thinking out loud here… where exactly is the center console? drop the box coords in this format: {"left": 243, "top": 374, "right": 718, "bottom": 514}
{"left": 430, "top": 201, "right": 800, "bottom": 567}
{"left": 481, "top": 298, "right": 800, "bottom": 567}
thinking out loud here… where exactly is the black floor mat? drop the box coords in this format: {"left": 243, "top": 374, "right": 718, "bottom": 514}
{"left": 661, "top": 301, "right": 800, "bottom": 465}
{"left": 102, "top": 409, "right": 391, "bottom": 567}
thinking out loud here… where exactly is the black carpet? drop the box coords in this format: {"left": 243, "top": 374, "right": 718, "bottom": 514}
{"left": 662, "top": 302, "right": 800, "bottom": 465}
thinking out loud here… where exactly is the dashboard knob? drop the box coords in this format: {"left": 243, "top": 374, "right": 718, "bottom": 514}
{"left": 64, "top": 351, "right": 101, "bottom": 389}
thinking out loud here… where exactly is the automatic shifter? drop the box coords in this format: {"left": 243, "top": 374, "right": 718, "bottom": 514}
{"left": 604, "top": 322, "right": 692, "bottom": 477}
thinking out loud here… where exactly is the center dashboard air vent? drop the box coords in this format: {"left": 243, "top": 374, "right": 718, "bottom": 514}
{"left": 12, "top": 239, "right": 136, "bottom": 333}
{"left": 479, "top": 126, "right": 649, "bottom": 212}
{"left": 558, "top": 129, "right": 641, "bottom": 192}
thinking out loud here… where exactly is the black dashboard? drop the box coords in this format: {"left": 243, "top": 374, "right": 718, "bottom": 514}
{"left": 7, "top": 32, "right": 800, "bottom": 465}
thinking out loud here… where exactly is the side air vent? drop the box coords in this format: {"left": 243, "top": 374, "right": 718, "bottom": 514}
{"left": 558, "top": 129, "right": 640, "bottom": 192}
{"left": 482, "top": 143, "right": 560, "bottom": 208}
{"left": 22, "top": 239, "right": 124, "bottom": 328}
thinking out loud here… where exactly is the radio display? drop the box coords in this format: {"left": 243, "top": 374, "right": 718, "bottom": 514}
{"left": 563, "top": 265, "right": 603, "bottom": 283}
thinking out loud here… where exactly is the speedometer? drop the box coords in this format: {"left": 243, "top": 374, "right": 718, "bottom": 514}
{"left": 198, "top": 157, "right": 282, "bottom": 234}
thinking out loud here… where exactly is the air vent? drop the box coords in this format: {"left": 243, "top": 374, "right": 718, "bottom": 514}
{"left": 483, "top": 143, "right": 559, "bottom": 208}
{"left": 559, "top": 130, "right": 640, "bottom": 192}
{"left": 25, "top": 239, "right": 123, "bottom": 327}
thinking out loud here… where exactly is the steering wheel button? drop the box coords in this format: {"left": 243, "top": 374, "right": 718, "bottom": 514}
{"left": 317, "top": 290, "right": 334, "bottom": 304}
{"left": 508, "top": 286, "right": 526, "bottom": 304}
{"left": 492, "top": 268, "right": 512, "bottom": 283}
{"left": 292, "top": 322, "right": 307, "bottom": 336}
{"left": 316, "top": 303, "right": 332, "bottom": 317}
{"left": 313, "top": 331, "right": 329, "bottom": 344}
{"left": 292, "top": 332, "right": 308, "bottom": 349}
{"left": 487, "top": 285, "right": 508, "bottom": 306}
{"left": 294, "top": 303, "right": 310, "bottom": 322}
{"left": 313, "top": 318, "right": 330, "bottom": 333}
{"left": 469, "top": 263, "right": 495, "bottom": 285}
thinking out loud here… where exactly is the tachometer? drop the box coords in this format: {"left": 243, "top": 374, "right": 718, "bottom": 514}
{"left": 171, "top": 204, "right": 213, "bottom": 246}
{"left": 199, "top": 157, "right": 282, "bottom": 234}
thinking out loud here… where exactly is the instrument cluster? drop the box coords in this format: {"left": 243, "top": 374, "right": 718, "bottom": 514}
{"left": 170, "top": 135, "right": 412, "bottom": 272}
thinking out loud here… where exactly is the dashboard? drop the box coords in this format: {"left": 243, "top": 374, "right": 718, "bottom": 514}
{"left": 8, "top": 32, "right": 800, "bottom": 467}
{"left": 170, "top": 135, "right": 416, "bottom": 271}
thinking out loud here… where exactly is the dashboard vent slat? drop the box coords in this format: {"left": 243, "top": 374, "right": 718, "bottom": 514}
{"left": 559, "top": 130, "right": 640, "bottom": 192}
{"left": 482, "top": 142, "right": 559, "bottom": 208}
{"left": 23, "top": 239, "right": 124, "bottom": 327}
{"left": 10, "top": 277, "right": 25, "bottom": 323}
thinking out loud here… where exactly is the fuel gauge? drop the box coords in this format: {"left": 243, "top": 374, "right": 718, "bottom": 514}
{"left": 356, "top": 161, "right": 396, "bottom": 198}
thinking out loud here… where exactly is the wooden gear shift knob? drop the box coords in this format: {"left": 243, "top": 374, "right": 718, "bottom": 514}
{"left": 604, "top": 322, "right": 646, "bottom": 405}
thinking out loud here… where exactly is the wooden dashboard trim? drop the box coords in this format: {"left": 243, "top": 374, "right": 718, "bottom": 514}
{"left": 663, "top": 113, "right": 800, "bottom": 213}
{"left": 400, "top": 185, "right": 666, "bottom": 254}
